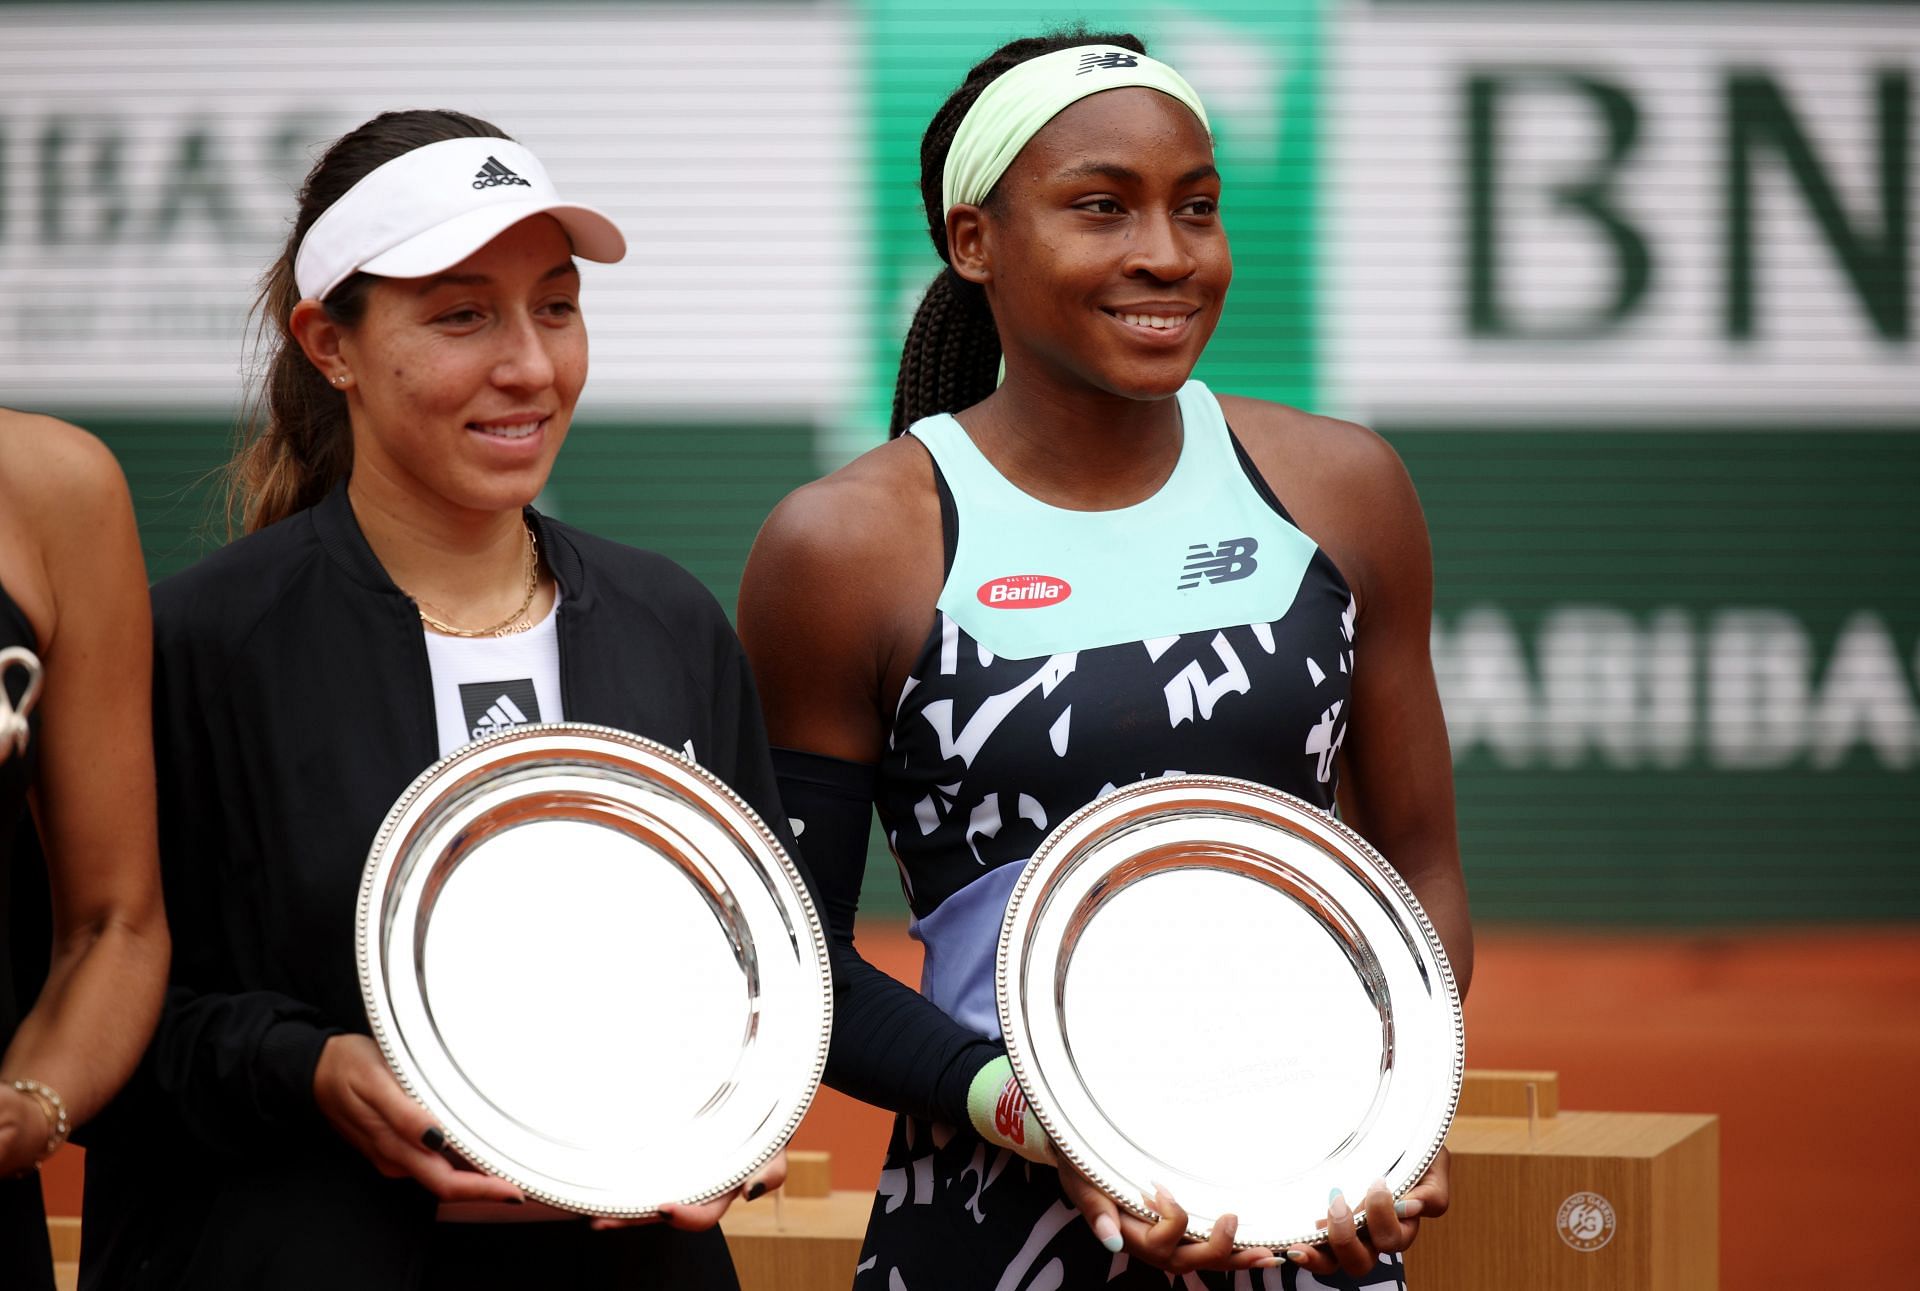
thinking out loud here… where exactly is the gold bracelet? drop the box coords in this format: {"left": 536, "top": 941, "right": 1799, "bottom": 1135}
{"left": 10, "top": 1079, "right": 70, "bottom": 1161}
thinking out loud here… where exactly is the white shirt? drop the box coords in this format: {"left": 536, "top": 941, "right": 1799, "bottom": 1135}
{"left": 421, "top": 592, "right": 564, "bottom": 757}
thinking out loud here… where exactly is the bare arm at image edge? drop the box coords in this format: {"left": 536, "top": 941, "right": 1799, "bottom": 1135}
{"left": 0, "top": 416, "right": 170, "bottom": 1176}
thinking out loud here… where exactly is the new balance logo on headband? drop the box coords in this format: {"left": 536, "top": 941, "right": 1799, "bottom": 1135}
{"left": 472, "top": 156, "right": 531, "bottom": 190}
{"left": 1178, "top": 537, "right": 1259, "bottom": 589}
{"left": 1077, "top": 51, "right": 1141, "bottom": 73}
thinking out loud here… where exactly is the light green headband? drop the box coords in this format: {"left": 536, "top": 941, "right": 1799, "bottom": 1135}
{"left": 940, "top": 45, "right": 1213, "bottom": 215}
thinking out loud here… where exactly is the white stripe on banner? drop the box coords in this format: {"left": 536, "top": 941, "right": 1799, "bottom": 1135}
{"left": 1325, "top": 4, "right": 1919, "bottom": 425}
{"left": 0, "top": 2, "right": 862, "bottom": 416}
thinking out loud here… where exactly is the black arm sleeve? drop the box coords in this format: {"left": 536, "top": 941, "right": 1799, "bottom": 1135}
{"left": 772, "top": 747, "right": 999, "bottom": 1127}
{"left": 139, "top": 617, "right": 342, "bottom": 1159}
{"left": 697, "top": 644, "right": 993, "bottom": 1120}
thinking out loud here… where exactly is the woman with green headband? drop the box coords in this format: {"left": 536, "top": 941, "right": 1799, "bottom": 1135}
{"left": 741, "top": 30, "right": 1469, "bottom": 1289}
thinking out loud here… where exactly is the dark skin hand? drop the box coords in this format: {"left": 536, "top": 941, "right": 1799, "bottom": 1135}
{"left": 740, "top": 86, "right": 1469, "bottom": 1276}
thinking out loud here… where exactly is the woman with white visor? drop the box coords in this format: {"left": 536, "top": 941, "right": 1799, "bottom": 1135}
{"left": 80, "top": 110, "right": 785, "bottom": 1291}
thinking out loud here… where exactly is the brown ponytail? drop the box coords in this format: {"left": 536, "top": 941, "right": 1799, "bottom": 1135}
{"left": 228, "top": 109, "right": 509, "bottom": 533}
{"left": 889, "top": 30, "right": 1149, "bottom": 437}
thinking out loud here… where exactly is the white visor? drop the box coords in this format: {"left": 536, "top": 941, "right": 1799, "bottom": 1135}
{"left": 294, "top": 137, "right": 625, "bottom": 301}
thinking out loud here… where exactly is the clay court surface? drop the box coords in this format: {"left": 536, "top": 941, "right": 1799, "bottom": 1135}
{"left": 42, "top": 924, "right": 1919, "bottom": 1289}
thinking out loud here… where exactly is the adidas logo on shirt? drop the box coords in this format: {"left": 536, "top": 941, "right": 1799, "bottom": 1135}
{"left": 459, "top": 679, "right": 541, "bottom": 741}
{"left": 472, "top": 156, "right": 532, "bottom": 190}
{"left": 471, "top": 694, "right": 528, "bottom": 739}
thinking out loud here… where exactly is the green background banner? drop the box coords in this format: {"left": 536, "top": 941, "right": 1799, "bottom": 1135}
{"left": 1396, "top": 428, "right": 1920, "bottom": 922}
{"left": 8, "top": 1, "right": 1913, "bottom": 925}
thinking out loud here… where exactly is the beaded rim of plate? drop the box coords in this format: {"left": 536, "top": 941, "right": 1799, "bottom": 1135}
{"left": 354, "top": 721, "right": 832, "bottom": 1216}
{"left": 995, "top": 773, "right": 1464, "bottom": 1250}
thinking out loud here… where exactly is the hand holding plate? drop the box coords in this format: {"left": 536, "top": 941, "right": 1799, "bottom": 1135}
{"left": 357, "top": 726, "right": 830, "bottom": 1216}
{"left": 588, "top": 1150, "right": 790, "bottom": 1232}
{"left": 998, "top": 776, "right": 1464, "bottom": 1249}
{"left": 1055, "top": 1156, "right": 1276, "bottom": 1275}
{"left": 1283, "top": 1148, "right": 1451, "bottom": 1278}
{"left": 313, "top": 1034, "right": 525, "bottom": 1204}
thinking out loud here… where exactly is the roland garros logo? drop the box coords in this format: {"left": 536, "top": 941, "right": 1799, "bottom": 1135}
{"left": 1556, "top": 1191, "right": 1617, "bottom": 1252}
{"left": 978, "top": 574, "right": 1071, "bottom": 609}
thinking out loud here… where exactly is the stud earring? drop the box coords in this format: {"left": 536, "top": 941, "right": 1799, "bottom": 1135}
{"left": 333, "top": 374, "right": 350, "bottom": 386}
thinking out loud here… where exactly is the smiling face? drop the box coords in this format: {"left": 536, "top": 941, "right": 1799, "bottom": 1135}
{"left": 336, "top": 214, "right": 586, "bottom": 518}
{"left": 954, "top": 87, "right": 1230, "bottom": 403}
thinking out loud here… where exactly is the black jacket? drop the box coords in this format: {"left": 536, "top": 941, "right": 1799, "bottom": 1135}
{"left": 82, "top": 485, "right": 787, "bottom": 1290}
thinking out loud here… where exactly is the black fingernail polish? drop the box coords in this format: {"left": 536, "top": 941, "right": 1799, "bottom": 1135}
{"left": 422, "top": 1127, "right": 446, "bottom": 1151}
{"left": 746, "top": 1181, "right": 766, "bottom": 1201}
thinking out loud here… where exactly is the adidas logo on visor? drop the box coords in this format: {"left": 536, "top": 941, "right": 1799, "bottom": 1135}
{"left": 472, "top": 156, "right": 531, "bottom": 190}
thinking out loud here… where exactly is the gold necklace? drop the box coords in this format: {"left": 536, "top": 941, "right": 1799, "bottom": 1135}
{"left": 412, "top": 525, "right": 541, "bottom": 638}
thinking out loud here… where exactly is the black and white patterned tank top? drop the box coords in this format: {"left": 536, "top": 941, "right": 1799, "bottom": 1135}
{"left": 874, "top": 380, "right": 1357, "bottom": 1039}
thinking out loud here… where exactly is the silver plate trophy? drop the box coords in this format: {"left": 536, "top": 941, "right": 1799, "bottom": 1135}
{"left": 357, "top": 722, "right": 831, "bottom": 1217}
{"left": 997, "top": 775, "right": 1463, "bottom": 1251}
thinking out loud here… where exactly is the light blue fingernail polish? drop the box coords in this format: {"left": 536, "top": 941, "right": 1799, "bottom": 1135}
{"left": 1328, "top": 1187, "right": 1344, "bottom": 1204}
{"left": 1394, "top": 1200, "right": 1416, "bottom": 1218}
{"left": 1101, "top": 1233, "right": 1125, "bottom": 1253}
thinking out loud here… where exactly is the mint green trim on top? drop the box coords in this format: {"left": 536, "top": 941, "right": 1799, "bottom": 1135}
{"left": 910, "top": 380, "right": 1320, "bottom": 660}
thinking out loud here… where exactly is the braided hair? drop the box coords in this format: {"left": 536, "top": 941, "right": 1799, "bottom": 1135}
{"left": 889, "top": 30, "right": 1149, "bottom": 437}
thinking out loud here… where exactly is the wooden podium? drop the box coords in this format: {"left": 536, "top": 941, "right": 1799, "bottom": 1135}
{"left": 722, "top": 1151, "right": 872, "bottom": 1291}
{"left": 44, "top": 1072, "right": 1713, "bottom": 1289}
{"left": 1405, "top": 1071, "right": 1718, "bottom": 1290}
{"left": 722, "top": 1072, "right": 1719, "bottom": 1291}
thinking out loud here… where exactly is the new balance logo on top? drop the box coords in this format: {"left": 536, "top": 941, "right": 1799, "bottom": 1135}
{"left": 1178, "top": 537, "right": 1260, "bottom": 589}
{"left": 472, "top": 156, "right": 531, "bottom": 190}
{"left": 458, "top": 678, "right": 541, "bottom": 741}
{"left": 1077, "top": 51, "right": 1140, "bottom": 73}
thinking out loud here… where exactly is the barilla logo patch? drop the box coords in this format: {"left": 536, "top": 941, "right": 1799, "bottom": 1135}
{"left": 977, "top": 574, "right": 1071, "bottom": 609}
